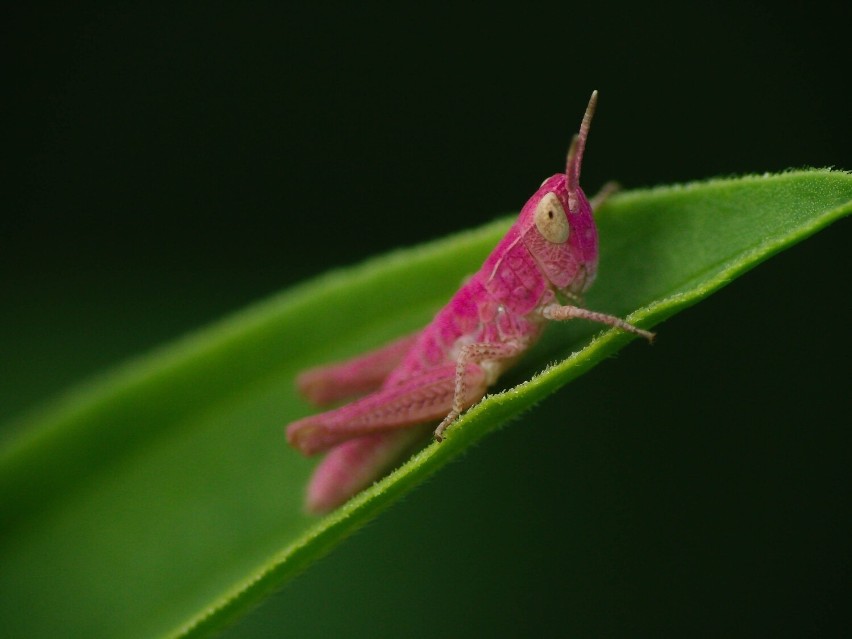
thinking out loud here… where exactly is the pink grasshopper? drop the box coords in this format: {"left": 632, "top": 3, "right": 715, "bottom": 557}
{"left": 287, "top": 91, "right": 654, "bottom": 513}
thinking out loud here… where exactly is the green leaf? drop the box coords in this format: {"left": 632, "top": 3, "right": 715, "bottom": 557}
{"left": 1, "top": 170, "right": 850, "bottom": 639}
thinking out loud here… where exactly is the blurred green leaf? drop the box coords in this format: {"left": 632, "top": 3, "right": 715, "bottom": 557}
{"left": 1, "top": 170, "right": 850, "bottom": 638}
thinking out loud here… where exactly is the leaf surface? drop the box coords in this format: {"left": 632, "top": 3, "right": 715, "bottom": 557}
{"left": 1, "top": 170, "right": 850, "bottom": 638}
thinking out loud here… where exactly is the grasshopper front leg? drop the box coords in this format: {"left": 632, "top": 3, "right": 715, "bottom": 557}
{"left": 543, "top": 304, "right": 655, "bottom": 342}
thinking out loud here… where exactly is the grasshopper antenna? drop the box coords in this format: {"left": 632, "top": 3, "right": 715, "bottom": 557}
{"left": 566, "top": 90, "right": 598, "bottom": 209}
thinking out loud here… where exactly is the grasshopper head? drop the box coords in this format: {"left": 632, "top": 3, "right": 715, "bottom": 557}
{"left": 521, "top": 91, "right": 600, "bottom": 299}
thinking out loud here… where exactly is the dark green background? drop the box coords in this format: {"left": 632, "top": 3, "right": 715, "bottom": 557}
{"left": 4, "top": 4, "right": 850, "bottom": 637}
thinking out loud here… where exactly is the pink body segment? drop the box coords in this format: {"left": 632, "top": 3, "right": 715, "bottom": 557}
{"left": 287, "top": 92, "right": 655, "bottom": 513}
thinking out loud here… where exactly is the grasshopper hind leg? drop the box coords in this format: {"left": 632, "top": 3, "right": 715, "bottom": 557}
{"left": 305, "top": 426, "right": 431, "bottom": 513}
{"left": 296, "top": 332, "right": 420, "bottom": 406}
{"left": 288, "top": 364, "right": 488, "bottom": 455}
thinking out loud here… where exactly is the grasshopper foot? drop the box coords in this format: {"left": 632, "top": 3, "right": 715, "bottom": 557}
{"left": 434, "top": 410, "right": 460, "bottom": 442}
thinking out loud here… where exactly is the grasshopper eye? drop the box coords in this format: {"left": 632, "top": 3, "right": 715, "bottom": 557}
{"left": 533, "top": 192, "right": 569, "bottom": 244}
